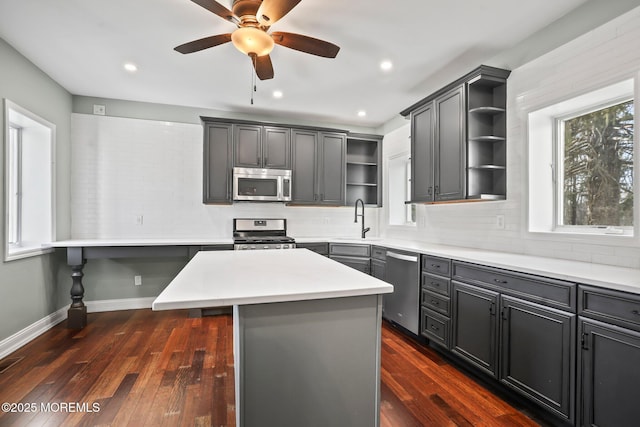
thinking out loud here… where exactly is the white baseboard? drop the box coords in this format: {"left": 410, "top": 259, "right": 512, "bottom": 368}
{"left": 0, "top": 306, "right": 68, "bottom": 360}
{"left": 0, "top": 297, "right": 156, "bottom": 359}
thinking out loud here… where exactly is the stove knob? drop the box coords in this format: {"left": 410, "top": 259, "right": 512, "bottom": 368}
{"left": 263, "top": 245, "right": 270, "bottom": 249}
{"left": 242, "top": 245, "right": 248, "bottom": 250}
{"left": 282, "top": 244, "right": 289, "bottom": 249}
{"left": 250, "top": 245, "right": 256, "bottom": 250}
{"left": 276, "top": 244, "right": 281, "bottom": 249}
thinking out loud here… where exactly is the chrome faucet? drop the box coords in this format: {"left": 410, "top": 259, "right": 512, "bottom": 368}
{"left": 354, "top": 198, "right": 371, "bottom": 238}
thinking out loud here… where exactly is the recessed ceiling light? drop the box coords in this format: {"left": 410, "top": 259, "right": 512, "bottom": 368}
{"left": 123, "top": 62, "right": 138, "bottom": 72}
{"left": 380, "top": 60, "right": 393, "bottom": 72}
{"left": 273, "top": 90, "right": 283, "bottom": 99}
{"left": 357, "top": 110, "right": 367, "bottom": 117}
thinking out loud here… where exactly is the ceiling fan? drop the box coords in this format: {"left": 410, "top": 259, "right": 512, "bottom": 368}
{"left": 175, "top": 0, "right": 340, "bottom": 80}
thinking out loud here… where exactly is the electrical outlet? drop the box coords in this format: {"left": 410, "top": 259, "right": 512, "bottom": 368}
{"left": 496, "top": 214, "right": 505, "bottom": 230}
{"left": 93, "top": 104, "right": 106, "bottom": 115}
{"left": 134, "top": 275, "right": 142, "bottom": 286}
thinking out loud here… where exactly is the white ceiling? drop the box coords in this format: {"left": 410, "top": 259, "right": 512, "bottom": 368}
{"left": 0, "top": 0, "right": 598, "bottom": 128}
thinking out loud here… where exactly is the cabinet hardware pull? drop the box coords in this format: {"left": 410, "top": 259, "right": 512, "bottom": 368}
{"left": 431, "top": 264, "right": 440, "bottom": 268}
{"left": 431, "top": 282, "right": 440, "bottom": 287}
{"left": 632, "top": 310, "right": 640, "bottom": 316}
{"left": 431, "top": 325, "right": 439, "bottom": 331}
{"left": 431, "top": 300, "right": 439, "bottom": 305}
{"left": 493, "top": 278, "right": 508, "bottom": 284}
{"left": 434, "top": 185, "right": 439, "bottom": 195}
{"left": 428, "top": 187, "right": 432, "bottom": 196}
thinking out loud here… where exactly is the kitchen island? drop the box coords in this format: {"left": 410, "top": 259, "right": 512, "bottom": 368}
{"left": 152, "top": 249, "right": 393, "bottom": 427}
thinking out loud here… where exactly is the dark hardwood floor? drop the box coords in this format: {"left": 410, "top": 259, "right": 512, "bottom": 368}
{"left": 0, "top": 309, "right": 543, "bottom": 426}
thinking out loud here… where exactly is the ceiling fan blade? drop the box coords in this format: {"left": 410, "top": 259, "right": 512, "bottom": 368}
{"left": 252, "top": 54, "right": 275, "bottom": 80}
{"left": 174, "top": 34, "right": 232, "bottom": 54}
{"left": 271, "top": 32, "right": 340, "bottom": 58}
{"left": 191, "top": 0, "right": 238, "bottom": 24}
{"left": 256, "top": 0, "right": 301, "bottom": 26}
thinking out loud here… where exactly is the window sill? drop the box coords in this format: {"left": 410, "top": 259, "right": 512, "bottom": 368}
{"left": 526, "top": 230, "right": 638, "bottom": 246}
{"left": 5, "top": 246, "right": 54, "bottom": 262}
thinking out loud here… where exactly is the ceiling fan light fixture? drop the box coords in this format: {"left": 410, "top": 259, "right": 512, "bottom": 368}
{"left": 231, "top": 27, "right": 274, "bottom": 56}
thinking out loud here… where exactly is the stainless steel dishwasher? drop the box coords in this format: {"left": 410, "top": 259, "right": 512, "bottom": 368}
{"left": 383, "top": 250, "right": 420, "bottom": 334}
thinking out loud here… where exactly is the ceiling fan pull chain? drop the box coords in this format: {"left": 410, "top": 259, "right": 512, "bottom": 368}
{"left": 250, "top": 55, "right": 255, "bottom": 105}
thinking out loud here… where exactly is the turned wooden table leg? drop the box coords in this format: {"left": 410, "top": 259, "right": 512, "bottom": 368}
{"left": 67, "top": 247, "right": 87, "bottom": 329}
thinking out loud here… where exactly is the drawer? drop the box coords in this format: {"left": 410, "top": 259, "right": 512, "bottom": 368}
{"left": 371, "top": 245, "right": 387, "bottom": 261}
{"left": 422, "top": 272, "right": 451, "bottom": 296}
{"left": 421, "top": 307, "right": 449, "bottom": 348}
{"left": 296, "top": 242, "right": 329, "bottom": 256}
{"left": 421, "top": 289, "right": 450, "bottom": 316}
{"left": 329, "top": 243, "right": 370, "bottom": 258}
{"left": 452, "top": 261, "right": 576, "bottom": 312}
{"left": 422, "top": 255, "right": 451, "bottom": 277}
{"left": 580, "top": 286, "right": 640, "bottom": 331}
{"left": 330, "top": 255, "right": 370, "bottom": 275}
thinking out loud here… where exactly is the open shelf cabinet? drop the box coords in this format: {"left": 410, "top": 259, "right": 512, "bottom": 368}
{"left": 466, "top": 71, "right": 508, "bottom": 200}
{"left": 346, "top": 134, "right": 382, "bottom": 206}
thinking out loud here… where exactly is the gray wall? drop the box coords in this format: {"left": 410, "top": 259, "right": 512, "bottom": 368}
{"left": 0, "top": 37, "right": 72, "bottom": 341}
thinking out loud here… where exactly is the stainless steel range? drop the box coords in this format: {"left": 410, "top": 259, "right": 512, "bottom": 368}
{"left": 233, "top": 218, "right": 296, "bottom": 250}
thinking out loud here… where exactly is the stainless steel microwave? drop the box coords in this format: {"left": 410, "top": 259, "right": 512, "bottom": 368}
{"left": 233, "top": 167, "right": 292, "bottom": 202}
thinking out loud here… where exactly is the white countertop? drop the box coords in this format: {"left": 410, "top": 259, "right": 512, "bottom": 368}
{"left": 53, "top": 236, "right": 640, "bottom": 295}
{"left": 152, "top": 249, "right": 394, "bottom": 311}
{"left": 301, "top": 237, "right": 640, "bottom": 295}
{"left": 51, "top": 238, "right": 232, "bottom": 247}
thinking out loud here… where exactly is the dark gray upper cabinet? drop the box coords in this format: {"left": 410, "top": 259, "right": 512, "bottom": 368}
{"left": 263, "top": 126, "right": 291, "bottom": 169}
{"left": 291, "top": 129, "right": 346, "bottom": 205}
{"left": 291, "top": 129, "right": 318, "bottom": 203}
{"left": 203, "top": 122, "right": 233, "bottom": 204}
{"left": 435, "top": 86, "right": 466, "bottom": 201}
{"left": 410, "top": 85, "right": 465, "bottom": 202}
{"left": 234, "top": 124, "right": 291, "bottom": 169}
{"left": 319, "top": 132, "right": 346, "bottom": 205}
{"left": 578, "top": 286, "right": 640, "bottom": 427}
{"left": 403, "top": 65, "right": 510, "bottom": 203}
{"left": 411, "top": 103, "right": 435, "bottom": 201}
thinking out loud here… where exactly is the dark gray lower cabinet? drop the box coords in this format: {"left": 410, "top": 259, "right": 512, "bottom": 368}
{"left": 451, "top": 281, "right": 499, "bottom": 377}
{"left": 330, "top": 255, "right": 370, "bottom": 274}
{"left": 329, "top": 243, "right": 370, "bottom": 274}
{"left": 371, "top": 259, "right": 386, "bottom": 281}
{"left": 577, "top": 285, "right": 640, "bottom": 427}
{"left": 451, "top": 262, "right": 577, "bottom": 425}
{"left": 578, "top": 319, "right": 640, "bottom": 427}
{"left": 501, "top": 296, "right": 575, "bottom": 422}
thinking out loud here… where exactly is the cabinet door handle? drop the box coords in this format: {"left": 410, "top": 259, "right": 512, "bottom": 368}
{"left": 434, "top": 185, "right": 439, "bottom": 195}
{"left": 431, "top": 325, "right": 439, "bottom": 331}
{"left": 427, "top": 187, "right": 432, "bottom": 196}
{"left": 494, "top": 278, "right": 508, "bottom": 284}
{"left": 431, "top": 282, "right": 440, "bottom": 287}
{"left": 632, "top": 310, "right": 640, "bottom": 316}
{"left": 431, "top": 300, "right": 439, "bottom": 306}
{"left": 431, "top": 264, "right": 441, "bottom": 269}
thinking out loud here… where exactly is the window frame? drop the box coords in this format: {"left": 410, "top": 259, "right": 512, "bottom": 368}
{"left": 552, "top": 96, "right": 635, "bottom": 235}
{"left": 3, "top": 99, "right": 56, "bottom": 261}
{"left": 526, "top": 77, "right": 638, "bottom": 242}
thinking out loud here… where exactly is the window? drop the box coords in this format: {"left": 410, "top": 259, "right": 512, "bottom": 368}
{"left": 557, "top": 99, "right": 634, "bottom": 232}
{"left": 4, "top": 100, "right": 56, "bottom": 261}
{"left": 528, "top": 79, "right": 637, "bottom": 237}
{"left": 388, "top": 152, "right": 415, "bottom": 226}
